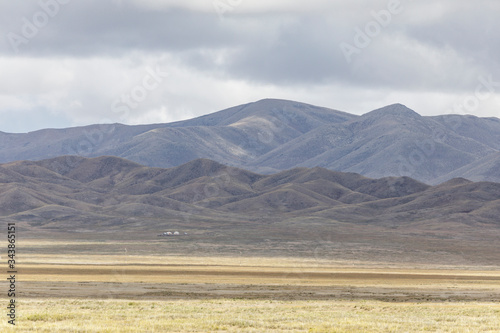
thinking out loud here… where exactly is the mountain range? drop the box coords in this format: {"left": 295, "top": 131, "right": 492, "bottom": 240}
{"left": 2, "top": 99, "right": 500, "bottom": 184}
{"left": 2, "top": 155, "right": 500, "bottom": 263}
{"left": 0, "top": 156, "right": 498, "bottom": 231}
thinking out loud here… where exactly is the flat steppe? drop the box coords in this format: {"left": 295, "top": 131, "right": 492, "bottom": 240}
{"left": 1, "top": 239, "right": 499, "bottom": 332}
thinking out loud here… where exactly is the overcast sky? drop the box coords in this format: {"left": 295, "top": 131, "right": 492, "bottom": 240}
{"left": 1, "top": 0, "right": 499, "bottom": 133}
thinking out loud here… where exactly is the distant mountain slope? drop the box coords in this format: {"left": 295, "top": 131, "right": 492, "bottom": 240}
{"left": 255, "top": 104, "right": 497, "bottom": 183}
{"left": 1, "top": 156, "right": 499, "bottom": 233}
{"left": 433, "top": 152, "right": 500, "bottom": 184}
{"left": 1, "top": 99, "right": 500, "bottom": 183}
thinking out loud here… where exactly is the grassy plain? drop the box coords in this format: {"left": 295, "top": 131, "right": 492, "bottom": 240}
{"left": 1, "top": 240, "right": 499, "bottom": 332}
{"left": 2, "top": 298, "right": 500, "bottom": 332}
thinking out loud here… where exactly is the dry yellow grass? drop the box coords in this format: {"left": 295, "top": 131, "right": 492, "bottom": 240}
{"left": 0, "top": 298, "right": 499, "bottom": 332}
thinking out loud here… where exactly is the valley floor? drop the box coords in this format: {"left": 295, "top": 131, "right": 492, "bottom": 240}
{"left": 1, "top": 240, "right": 499, "bottom": 332}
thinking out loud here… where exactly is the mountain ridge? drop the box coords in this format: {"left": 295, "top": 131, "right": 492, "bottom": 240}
{"left": 2, "top": 155, "right": 498, "bottom": 224}
{"left": 3, "top": 155, "right": 500, "bottom": 264}
{"left": 1, "top": 99, "right": 499, "bottom": 184}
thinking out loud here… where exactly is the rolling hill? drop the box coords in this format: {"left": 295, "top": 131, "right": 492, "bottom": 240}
{"left": 2, "top": 155, "right": 499, "bottom": 263}
{"left": 1, "top": 156, "right": 498, "bottom": 230}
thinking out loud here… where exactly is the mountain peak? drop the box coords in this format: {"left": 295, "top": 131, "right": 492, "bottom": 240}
{"left": 437, "top": 177, "right": 473, "bottom": 187}
{"left": 362, "top": 103, "right": 421, "bottom": 119}
{"left": 175, "top": 158, "right": 228, "bottom": 173}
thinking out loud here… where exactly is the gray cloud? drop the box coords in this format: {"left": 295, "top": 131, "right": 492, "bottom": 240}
{"left": 0, "top": 0, "right": 499, "bottom": 133}
{"left": 1, "top": 2, "right": 237, "bottom": 55}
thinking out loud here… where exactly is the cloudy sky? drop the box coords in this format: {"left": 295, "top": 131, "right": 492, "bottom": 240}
{"left": 1, "top": 0, "right": 499, "bottom": 133}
